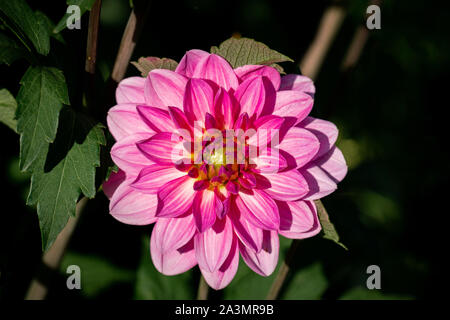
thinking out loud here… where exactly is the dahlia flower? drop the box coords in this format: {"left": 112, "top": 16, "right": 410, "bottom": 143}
{"left": 104, "top": 49, "right": 347, "bottom": 290}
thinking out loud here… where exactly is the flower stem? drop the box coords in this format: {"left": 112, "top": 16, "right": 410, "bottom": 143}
{"left": 266, "top": 239, "right": 301, "bottom": 300}
{"left": 111, "top": 0, "right": 152, "bottom": 82}
{"left": 197, "top": 275, "right": 209, "bottom": 300}
{"left": 84, "top": 0, "right": 102, "bottom": 109}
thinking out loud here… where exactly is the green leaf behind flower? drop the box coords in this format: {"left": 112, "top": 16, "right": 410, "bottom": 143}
{"left": 315, "top": 199, "right": 348, "bottom": 250}
{"left": 131, "top": 57, "right": 179, "bottom": 77}
{"left": 210, "top": 37, "right": 293, "bottom": 73}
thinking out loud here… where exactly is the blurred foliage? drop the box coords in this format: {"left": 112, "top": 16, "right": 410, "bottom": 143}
{"left": 1, "top": 0, "right": 448, "bottom": 300}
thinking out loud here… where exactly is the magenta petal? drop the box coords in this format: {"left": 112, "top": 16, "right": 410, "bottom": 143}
{"left": 137, "top": 132, "right": 185, "bottom": 165}
{"left": 200, "top": 236, "right": 239, "bottom": 290}
{"left": 103, "top": 169, "right": 126, "bottom": 199}
{"left": 107, "top": 104, "right": 154, "bottom": 141}
{"left": 278, "top": 127, "right": 320, "bottom": 169}
{"left": 175, "top": 49, "right": 210, "bottom": 77}
{"left": 278, "top": 200, "right": 321, "bottom": 239}
{"left": 237, "top": 190, "right": 280, "bottom": 230}
{"left": 109, "top": 178, "right": 157, "bottom": 225}
{"left": 299, "top": 116, "right": 338, "bottom": 160}
{"left": 229, "top": 200, "right": 264, "bottom": 252}
{"left": 156, "top": 176, "right": 196, "bottom": 217}
{"left": 273, "top": 91, "right": 313, "bottom": 125}
{"left": 111, "top": 133, "right": 154, "bottom": 175}
{"left": 239, "top": 230, "right": 279, "bottom": 276}
{"left": 183, "top": 78, "right": 215, "bottom": 123}
{"left": 136, "top": 105, "right": 176, "bottom": 133}
{"left": 235, "top": 76, "right": 276, "bottom": 118}
{"left": 213, "top": 88, "right": 239, "bottom": 129}
{"left": 247, "top": 115, "right": 284, "bottom": 147}
{"left": 263, "top": 170, "right": 309, "bottom": 201}
{"left": 279, "top": 74, "right": 315, "bottom": 96}
{"left": 192, "top": 54, "right": 239, "bottom": 90}
{"left": 131, "top": 165, "right": 186, "bottom": 194}
{"left": 193, "top": 190, "right": 222, "bottom": 232}
{"left": 144, "top": 69, "right": 188, "bottom": 109}
{"left": 116, "top": 77, "right": 146, "bottom": 104}
{"left": 234, "top": 65, "right": 281, "bottom": 90}
{"left": 195, "top": 216, "right": 233, "bottom": 273}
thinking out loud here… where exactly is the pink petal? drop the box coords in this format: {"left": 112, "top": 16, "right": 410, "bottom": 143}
{"left": 239, "top": 230, "right": 279, "bottom": 276}
{"left": 175, "top": 49, "right": 210, "bottom": 77}
{"left": 316, "top": 146, "right": 347, "bottom": 182}
{"left": 278, "top": 200, "right": 321, "bottom": 239}
{"left": 299, "top": 116, "right": 338, "bottom": 160}
{"left": 136, "top": 105, "right": 176, "bottom": 133}
{"left": 103, "top": 169, "right": 126, "bottom": 199}
{"left": 110, "top": 133, "right": 154, "bottom": 175}
{"left": 150, "top": 216, "right": 197, "bottom": 276}
{"left": 156, "top": 176, "right": 196, "bottom": 217}
{"left": 193, "top": 190, "right": 222, "bottom": 232}
{"left": 131, "top": 165, "right": 186, "bottom": 194}
{"left": 301, "top": 146, "right": 347, "bottom": 200}
{"left": 151, "top": 214, "right": 196, "bottom": 253}
{"left": 183, "top": 78, "right": 215, "bottom": 124}
{"left": 144, "top": 69, "right": 188, "bottom": 109}
{"left": 136, "top": 132, "right": 185, "bottom": 165}
{"left": 235, "top": 76, "right": 276, "bottom": 118}
{"left": 151, "top": 238, "right": 197, "bottom": 276}
{"left": 116, "top": 77, "right": 146, "bottom": 104}
{"left": 109, "top": 178, "right": 157, "bottom": 225}
{"left": 278, "top": 127, "right": 320, "bottom": 169}
{"left": 195, "top": 216, "right": 233, "bottom": 273}
{"left": 234, "top": 65, "right": 281, "bottom": 90}
{"left": 247, "top": 115, "right": 284, "bottom": 147}
{"left": 263, "top": 170, "right": 309, "bottom": 201}
{"left": 273, "top": 91, "right": 313, "bottom": 125}
{"left": 237, "top": 190, "right": 280, "bottom": 230}
{"left": 201, "top": 236, "right": 239, "bottom": 290}
{"left": 229, "top": 199, "right": 264, "bottom": 253}
{"left": 107, "top": 104, "right": 154, "bottom": 141}
{"left": 279, "top": 74, "right": 315, "bottom": 96}
{"left": 192, "top": 54, "right": 239, "bottom": 90}
{"left": 213, "top": 88, "right": 239, "bottom": 129}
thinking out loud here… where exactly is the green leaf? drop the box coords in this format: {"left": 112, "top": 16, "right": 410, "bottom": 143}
{"left": 60, "top": 251, "right": 134, "bottom": 297}
{"left": 210, "top": 37, "right": 293, "bottom": 71}
{"left": 339, "top": 286, "right": 413, "bottom": 300}
{"left": 35, "top": 11, "right": 65, "bottom": 44}
{"left": 16, "top": 66, "right": 70, "bottom": 172}
{"left": 0, "top": 33, "right": 28, "bottom": 65}
{"left": 54, "top": 0, "right": 97, "bottom": 33}
{"left": 134, "top": 236, "right": 195, "bottom": 299}
{"left": 315, "top": 200, "right": 348, "bottom": 250}
{"left": 280, "top": 262, "right": 328, "bottom": 299}
{"left": 0, "top": 88, "right": 18, "bottom": 132}
{"left": 0, "top": 0, "right": 50, "bottom": 55}
{"left": 131, "top": 57, "right": 179, "bottom": 77}
{"left": 27, "top": 107, "right": 105, "bottom": 251}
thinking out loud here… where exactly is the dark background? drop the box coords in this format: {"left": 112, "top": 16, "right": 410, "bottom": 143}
{"left": 0, "top": 0, "right": 448, "bottom": 299}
